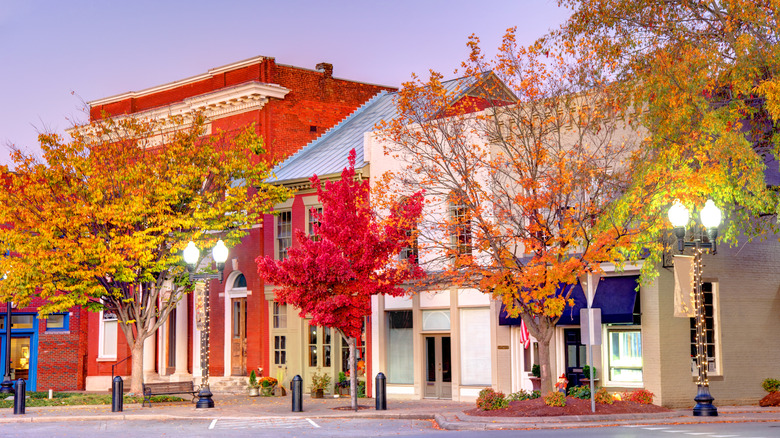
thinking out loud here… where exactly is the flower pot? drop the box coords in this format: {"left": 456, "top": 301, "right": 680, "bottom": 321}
{"left": 529, "top": 377, "right": 541, "bottom": 392}
{"left": 248, "top": 387, "right": 260, "bottom": 397}
{"left": 261, "top": 385, "right": 274, "bottom": 397}
{"left": 312, "top": 389, "right": 324, "bottom": 398}
{"left": 338, "top": 386, "right": 349, "bottom": 396}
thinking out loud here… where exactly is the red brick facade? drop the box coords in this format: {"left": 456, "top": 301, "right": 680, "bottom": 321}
{"left": 82, "top": 56, "right": 394, "bottom": 389}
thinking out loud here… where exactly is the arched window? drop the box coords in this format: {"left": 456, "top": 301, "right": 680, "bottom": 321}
{"left": 233, "top": 273, "right": 247, "bottom": 289}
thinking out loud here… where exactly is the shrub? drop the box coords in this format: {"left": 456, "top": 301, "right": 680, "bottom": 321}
{"left": 583, "top": 365, "right": 597, "bottom": 380}
{"left": 476, "top": 388, "right": 508, "bottom": 410}
{"left": 507, "top": 389, "right": 532, "bottom": 401}
{"left": 568, "top": 385, "right": 591, "bottom": 400}
{"left": 544, "top": 391, "right": 566, "bottom": 407}
{"left": 762, "top": 378, "right": 780, "bottom": 393}
{"left": 531, "top": 364, "right": 541, "bottom": 378}
{"left": 530, "top": 390, "right": 542, "bottom": 399}
{"left": 259, "top": 376, "right": 277, "bottom": 387}
{"left": 622, "top": 388, "right": 654, "bottom": 404}
{"left": 595, "top": 387, "right": 614, "bottom": 405}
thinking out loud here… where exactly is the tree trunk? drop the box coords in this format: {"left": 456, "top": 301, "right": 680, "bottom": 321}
{"left": 522, "top": 313, "right": 556, "bottom": 394}
{"left": 130, "top": 340, "right": 145, "bottom": 394}
{"left": 347, "top": 336, "right": 358, "bottom": 411}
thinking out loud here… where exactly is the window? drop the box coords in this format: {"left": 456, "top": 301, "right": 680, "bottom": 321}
{"left": 340, "top": 318, "right": 367, "bottom": 373}
{"left": 274, "top": 335, "right": 286, "bottom": 365}
{"left": 273, "top": 302, "right": 287, "bottom": 329}
{"left": 232, "top": 273, "right": 247, "bottom": 289}
{"left": 450, "top": 194, "right": 472, "bottom": 256}
{"left": 277, "top": 211, "right": 292, "bottom": 260}
{"left": 690, "top": 282, "right": 719, "bottom": 374}
{"left": 607, "top": 328, "right": 643, "bottom": 383}
{"left": 460, "top": 308, "right": 491, "bottom": 385}
{"left": 308, "top": 207, "right": 322, "bottom": 241}
{"left": 308, "top": 324, "right": 318, "bottom": 367}
{"left": 100, "top": 310, "right": 118, "bottom": 359}
{"left": 387, "top": 311, "right": 413, "bottom": 384}
{"left": 399, "top": 228, "right": 419, "bottom": 264}
{"left": 323, "top": 327, "right": 332, "bottom": 368}
{"left": 422, "top": 309, "right": 450, "bottom": 331}
{"left": 46, "top": 313, "right": 68, "bottom": 331}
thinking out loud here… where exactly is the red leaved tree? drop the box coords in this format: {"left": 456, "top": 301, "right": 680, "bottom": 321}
{"left": 256, "top": 149, "right": 424, "bottom": 410}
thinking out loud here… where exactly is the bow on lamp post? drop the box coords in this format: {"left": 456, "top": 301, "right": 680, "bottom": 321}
{"left": 183, "top": 239, "right": 229, "bottom": 409}
{"left": 668, "top": 199, "right": 722, "bottom": 417}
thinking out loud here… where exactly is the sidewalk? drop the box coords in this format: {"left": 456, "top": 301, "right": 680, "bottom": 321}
{"left": 1, "top": 393, "right": 779, "bottom": 430}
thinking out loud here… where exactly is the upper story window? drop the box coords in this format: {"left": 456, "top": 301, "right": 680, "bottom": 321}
{"left": 277, "top": 211, "right": 292, "bottom": 260}
{"left": 308, "top": 207, "right": 322, "bottom": 241}
{"left": 400, "top": 228, "right": 419, "bottom": 264}
{"left": 45, "top": 313, "right": 69, "bottom": 332}
{"left": 449, "top": 193, "right": 472, "bottom": 256}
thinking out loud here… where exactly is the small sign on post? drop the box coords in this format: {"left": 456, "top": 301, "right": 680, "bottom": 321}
{"left": 580, "top": 308, "right": 602, "bottom": 346}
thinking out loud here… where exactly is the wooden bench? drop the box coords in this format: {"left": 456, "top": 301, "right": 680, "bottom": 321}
{"left": 142, "top": 381, "right": 199, "bottom": 407}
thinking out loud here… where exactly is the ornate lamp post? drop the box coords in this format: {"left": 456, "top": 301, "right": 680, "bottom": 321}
{"left": 183, "top": 239, "right": 228, "bottom": 409}
{"left": 668, "top": 199, "right": 722, "bottom": 417}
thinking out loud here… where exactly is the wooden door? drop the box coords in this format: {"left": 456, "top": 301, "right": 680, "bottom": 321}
{"left": 424, "top": 335, "right": 452, "bottom": 399}
{"left": 231, "top": 298, "right": 247, "bottom": 376}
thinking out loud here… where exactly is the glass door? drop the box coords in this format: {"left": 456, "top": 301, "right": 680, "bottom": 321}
{"left": 231, "top": 298, "right": 247, "bottom": 376}
{"left": 424, "top": 335, "right": 451, "bottom": 399}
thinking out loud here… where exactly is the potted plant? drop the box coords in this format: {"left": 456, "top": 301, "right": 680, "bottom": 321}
{"left": 247, "top": 370, "right": 260, "bottom": 397}
{"left": 529, "top": 364, "right": 541, "bottom": 392}
{"left": 310, "top": 370, "right": 331, "bottom": 398}
{"left": 336, "top": 371, "right": 350, "bottom": 396}
{"left": 259, "top": 376, "right": 278, "bottom": 396}
{"left": 581, "top": 365, "right": 598, "bottom": 386}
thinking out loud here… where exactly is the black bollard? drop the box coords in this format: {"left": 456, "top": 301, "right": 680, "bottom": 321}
{"left": 111, "top": 376, "right": 124, "bottom": 412}
{"left": 13, "top": 379, "right": 25, "bottom": 415}
{"left": 375, "top": 372, "right": 387, "bottom": 410}
{"left": 291, "top": 375, "right": 302, "bottom": 412}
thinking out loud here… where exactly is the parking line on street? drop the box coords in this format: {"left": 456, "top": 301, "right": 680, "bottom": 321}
{"left": 307, "top": 418, "right": 320, "bottom": 428}
{"left": 209, "top": 419, "right": 217, "bottom": 430}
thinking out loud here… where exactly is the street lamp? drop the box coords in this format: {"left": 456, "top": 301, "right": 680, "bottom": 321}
{"left": 183, "top": 239, "right": 229, "bottom": 409}
{"left": 668, "top": 199, "right": 721, "bottom": 417}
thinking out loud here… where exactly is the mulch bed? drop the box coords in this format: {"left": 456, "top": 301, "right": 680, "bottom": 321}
{"left": 759, "top": 392, "right": 780, "bottom": 407}
{"left": 465, "top": 397, "right": 671, "bottom": 417}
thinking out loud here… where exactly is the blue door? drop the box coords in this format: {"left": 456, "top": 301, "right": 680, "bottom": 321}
{"left": 0, "top": 313, "right": 38, "bottom": 391}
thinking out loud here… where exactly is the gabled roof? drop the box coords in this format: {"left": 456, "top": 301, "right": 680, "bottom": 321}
{"left": 268, "top": 72, "right": 508, "bottom": 184}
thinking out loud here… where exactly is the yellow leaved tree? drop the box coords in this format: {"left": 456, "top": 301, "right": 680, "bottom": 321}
{"left": 0, "top": 114, "right": 288, "bottom": 393}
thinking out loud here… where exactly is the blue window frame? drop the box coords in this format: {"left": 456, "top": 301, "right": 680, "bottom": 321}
{"left": 44, "top": 313, "right": 69, "bottom": 332}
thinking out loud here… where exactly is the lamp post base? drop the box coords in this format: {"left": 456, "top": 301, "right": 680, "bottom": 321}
{"left": 195, "top": 386, "right": 215, "bottom": 409}
{"left": 693, "top": 385, "right": 718, "bottom": 416}
{"left": 0, "top": 377, "right": 14, "bottom": 395}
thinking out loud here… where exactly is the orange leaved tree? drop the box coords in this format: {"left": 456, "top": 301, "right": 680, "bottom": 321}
{"left": 0, "top": 114, "right": 288, "bottom": 392}
{"left": 378, "top": 30, "right": 672, "bottom": 393}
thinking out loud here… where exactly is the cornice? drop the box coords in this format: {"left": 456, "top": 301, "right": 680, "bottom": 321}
{"left": 88, "top": 56, "right": 268, "bottom": 106}
{"left": 116, "top": 81, "right": 290, "bottom": 122}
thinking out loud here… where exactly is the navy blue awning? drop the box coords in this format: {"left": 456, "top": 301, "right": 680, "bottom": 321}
{"left": 498, "top": 276, "right": 639, "bottom": 326}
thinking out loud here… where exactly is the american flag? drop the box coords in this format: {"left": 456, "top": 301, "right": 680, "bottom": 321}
{"left": 520, "top": 319, "right": 531, "bottom": 349}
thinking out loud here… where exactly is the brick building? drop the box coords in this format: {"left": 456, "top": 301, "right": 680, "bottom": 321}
{"left": 83, "top": 56, "right": 393, "bottom": 391}
{"left": 1, "top": 299, "right": 88, "bottom": 392}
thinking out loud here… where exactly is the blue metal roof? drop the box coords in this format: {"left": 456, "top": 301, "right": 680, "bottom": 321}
{"left": 268, "top": 74, "right": 488, "bottom": 184}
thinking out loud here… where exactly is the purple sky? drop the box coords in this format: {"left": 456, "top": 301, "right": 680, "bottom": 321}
{"left": 0, "top": 0, "right": 570, "bottom": 166}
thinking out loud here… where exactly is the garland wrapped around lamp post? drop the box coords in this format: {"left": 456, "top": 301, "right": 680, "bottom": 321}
{"left": 668, "top": 199, "right": 722, "bottom": 417}
{"left": 183, "top": 239, "right": 229, "bottom": 409}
